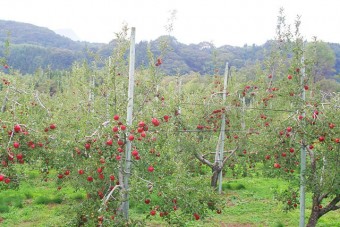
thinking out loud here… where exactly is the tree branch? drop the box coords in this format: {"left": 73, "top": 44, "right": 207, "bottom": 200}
{"left": 98, "top": 184, "right": 122, "bottom": 212}
{"left": 319, "top": 194, "right": 340, "bottom": 217}
{"left": 222, "top": 147, "right": 238, "bottom": 166}
{"left": 194, "top": 152, "right": 213, "bottom": 167}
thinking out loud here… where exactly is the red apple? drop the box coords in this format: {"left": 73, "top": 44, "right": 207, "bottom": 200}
{"left": 113, "top": 115, "right": 119, "bottom": 121}
{"left": 274, "top": 163, "right": 281, "bottom": 168}
{"left": 151, "top": 118, "right": 160, "bottom": 127}
{"left": 286, "top": 126, "right": 292, "bottom": 132}
{"left": 148, "top": 165, "right": 154, "bottom": 172}
{"left": 144, "top": 199, "right": 151, "bottom": 204}
{"left": 13, "top": 142, "right": 20, "bottom": 148}
{"left": 0, "top": 174, "right": 5, "bottom": 181}
{"left": 106, "top": 139, "right": 113, "bottom": 146}
{"left": 131, "top": 149, "right": 139, "bottom": 157}
{"left": 319, "top": 136, "right": 325, "bottom": 142}
{"left": 85, "top": 143, "right": 91, "bottom": 150}
{"left": 78, "top": 169, "right": 84, "bottom": 175}
{"left": 150, "top": 210, "right": 156, "bottom": 216}
{"left": 287, "top": 74, "right": 293, "bottom": 80}
{"left": 49, "top": 124, "right": 56, "bottom": 130}
{"left": 128, "top": 134, "right": 134, "bottom": 141}
{"left": 14, "top": 124, "right": 21, "bottom": 133}
{"left": 87, "top": 176, "right": 93, "bottom": 182}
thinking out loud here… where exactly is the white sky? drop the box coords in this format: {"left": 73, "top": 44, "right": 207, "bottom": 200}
{"left": 0, "top": 0, "right": 339, "bottom": 47}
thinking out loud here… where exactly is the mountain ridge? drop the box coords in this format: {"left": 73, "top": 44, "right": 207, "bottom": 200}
{"left": 1, "top": 19, "right": 339, "bottom": 77}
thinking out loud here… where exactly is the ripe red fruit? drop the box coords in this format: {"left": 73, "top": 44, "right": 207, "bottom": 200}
{"left": 150, "top": 210, "right": 156, "bottom": 216}
{"left": 144, "top": 199, "right": 151, "bottom": 204}
{"left": 113, "top": 115, "right": 119, "bottom": 121}
{"left": 287, "top": 74, "right": 293, "bottom": 80}
{"left": 289, "top": 148, "right": 295, "bottom": 153}
{"left": 0, "top": 174, "right": 4, "bottom": 181}
{"left": 138, "top": 121, "right": 146, "bottom": 127}
{"left": 14, "top": 124, "right": 21, "bottom": 133}
{"left": 117, "top": 139, "right": 124, "bottom": 146}
{"left": 151, "top": 118, "right": 160, "bottom": 127}
{"left": 309, "top": 145, "right": 314, "bottom": 150}
{"left": 193, "top": 213, "right": 200, "bottom": 220}
{"left": 64, "top": 170, "right": 70, "bottom": 175}
{"left": 335, "top": 138, "right": 339, "bottom": 143}
{"left": 102, "top": 138, "right": 111, "bottom": 145}
{"left": 85, "top": 143, "right": 91, "bottom": 150}
{"left": 128, "top": 134, "right": 134, "bottom": 141}
{"left": 87, "top": 176, "right": 93, "bottom": 182}
{"left": 131, "top": 149, "right": 139, "bottom": 157}
{"left": 286, "top": 126, "right": 292, "bottom": 132}
{"left": 268, "top": 74, "right": 272, "bottom": 78}
{"left": 120, "top": 125, "right": 127, "bottom": 131}
{"left": 117, "top": 147, "right": 124, "bottom": 153}
{"left": 329, "top": 123, "right": 335, "bottom": 129}
{"left": 115, "top": 155, "right": 121, "bottom": 161}
{"left": 163, "top": 115, "right": 169, "bottom": 122}
{"left": 49, "top": 124, "right": 56, "bottom": 130}
{"left": 16, "top": 153, "right": 23, "bottom": 160}
{"left": 109, "top": 175, "right": 115, "bottom": 181}
{"left": 13, "top": 142, "right": 20, "bottom": 148}
{"left": 304, "top": 85, "right": 309, "bottom": 90}
{"left": 4, "top": 178, "right": 10, "bottom": 184}
{"left": 319, "top": 136, "right": 325, "bottom": 142}
{"left": 78, "top": 169, "right": 84, "bottom": 175}
{"left": 265, "top": 155, "right": 270, "bottom": 160}
{"left": 148, "top": 165, "right": 154, "bottom": 172}
{"left": 298, "top": 115, "right": 303, "bottom": 120}
{"left": 97, "top": 167, "right": 103, "bottom": 174}
{"left": 281, "top": 152, "right": 287, "bottom": 157}
{"left": 274, "top": 163, "right": 281, "bottom": 168}
{"left": 141, "top": 131, "right": 146, "bottom": 138}
{"left": 112, "top": 126, "right": 119, "bottom": 132}
{"left": 57, "top": 174, "right": 64, "bottom": 179}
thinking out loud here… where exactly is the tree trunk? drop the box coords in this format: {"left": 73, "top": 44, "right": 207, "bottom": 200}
{"left": 307, "top": 207, "right": 320, "bottom": 227}
{"left": 211, "top": 164, "right": 221, "bottom": 188}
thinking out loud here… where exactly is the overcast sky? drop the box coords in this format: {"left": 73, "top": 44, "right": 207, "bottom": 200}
{"left": 0, "top": 0, "right": 339, "bottom": 47}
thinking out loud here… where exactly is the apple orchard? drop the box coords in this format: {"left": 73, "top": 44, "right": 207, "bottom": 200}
{"left": 0, "top": 22, "right": 339, "bottom": 226}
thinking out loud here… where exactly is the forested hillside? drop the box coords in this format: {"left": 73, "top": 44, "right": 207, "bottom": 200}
{"left": 1, "top": 19, "right": 340, "bottom": 79}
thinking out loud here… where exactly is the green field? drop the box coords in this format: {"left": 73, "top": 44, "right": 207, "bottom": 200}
{"left": 0, "top": 169, "right": 339, "bottom": 227}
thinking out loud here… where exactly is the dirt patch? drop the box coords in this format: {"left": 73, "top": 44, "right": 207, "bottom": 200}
{"left": 0, "top": 217, "right": 4, "bottom": 223}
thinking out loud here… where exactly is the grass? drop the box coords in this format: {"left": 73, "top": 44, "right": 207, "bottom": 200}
{"left": 0, "top": 169, "right": 339, "bottom": 226}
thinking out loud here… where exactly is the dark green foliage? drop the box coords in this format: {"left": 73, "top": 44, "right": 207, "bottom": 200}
{"left": 1, "top": 20, "right": 339, "bottom": 78}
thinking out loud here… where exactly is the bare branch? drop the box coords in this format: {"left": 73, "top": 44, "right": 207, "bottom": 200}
{"left": 34, "top": 91, "right": 51, "bottom": 117}
{"left": 222, "top": 147, "right": 238, "bottom": 166}
{"left": 98, "top": 184, "right": 122, "bottom": 212}
{"left": 1, "top": 88, "right": 9, "bottom": 112}
{"left": 194, "top": 152, "right": 213, "bottom": 167}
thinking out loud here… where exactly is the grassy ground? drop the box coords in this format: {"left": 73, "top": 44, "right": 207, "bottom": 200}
{"left": 0, "top": 171, "right": 339, "bottom": 227}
